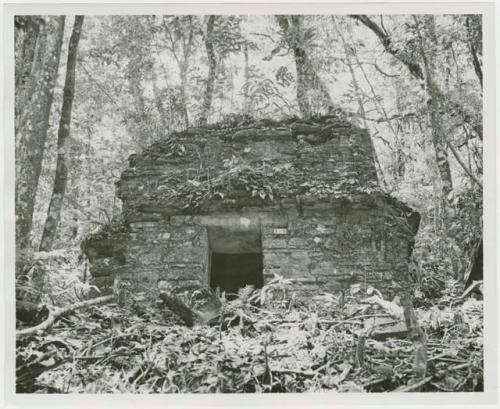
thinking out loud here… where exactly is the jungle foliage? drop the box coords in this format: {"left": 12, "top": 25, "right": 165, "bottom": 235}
{"left": 14, "top": 14, "right": 484, "bottom": 394}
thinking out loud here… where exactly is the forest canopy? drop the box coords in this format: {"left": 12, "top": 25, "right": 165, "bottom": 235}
{"left": 15, "top": 14, "right": 482, "bottom": 262}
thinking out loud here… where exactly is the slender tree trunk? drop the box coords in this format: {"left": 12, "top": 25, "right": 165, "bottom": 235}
{"left": 127, "top": 62, "right": 150, "bottom": 147}
{"left": 39, "top": 16, "right": 84, "bottom": 252}
{"left": 180, "top": 17, "right": 195, "bottom": 129}
{"left": 152, "top": 76, "right": 168, "bottom": 134}
{"left": 162, "top": 16, "right": 194, "bottom": 129}
{"left": 179, "top": 67, "right": 190, "bottom": 129}
{"left": 276, "top": 16, "right": 334, "bottom": 117}
{"left": 242, "top": 42, "right": 250, "bottom": 115}
{"left": 15, "top": 16, "right": 65, "bottom": 251}
{"left": 199, "top": 16, "right": 217, "bottom": 127}
{"left": 414, "top": 15, "right": 454, "bottom": 199}
{"left": 465, "top": 16, "right": 482, "bottom": 89}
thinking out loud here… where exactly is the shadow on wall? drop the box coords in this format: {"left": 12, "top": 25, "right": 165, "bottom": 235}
{"left": 210, "top": 252, "right": 263, "bottom": 298}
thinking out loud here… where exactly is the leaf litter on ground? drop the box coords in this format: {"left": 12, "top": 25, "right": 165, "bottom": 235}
{"left": 16, "top": 279, "right": 483, "bottom": 393}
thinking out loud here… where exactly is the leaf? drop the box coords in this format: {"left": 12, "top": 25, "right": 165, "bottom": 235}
{"left": 187, "top": 180, "right": 201, "bottom": 187}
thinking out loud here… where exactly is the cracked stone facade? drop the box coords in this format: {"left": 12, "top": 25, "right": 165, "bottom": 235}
{"left": 84, "top": 116, "right": 420, "bottom": 297}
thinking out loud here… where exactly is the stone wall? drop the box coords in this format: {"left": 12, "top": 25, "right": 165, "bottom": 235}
{"left": 87, "top": 194, "right": 418, "bottom": 298}
{"left": 260, "top": 200, "right": 414, "bottom": 296}
{"left": 84, "top": 116, "right": 420, "bottom": 297}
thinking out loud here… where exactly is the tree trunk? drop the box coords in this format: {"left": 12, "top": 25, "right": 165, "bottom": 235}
{"left": 15, "top": 16, "right": 42, "bottom": 91}
{"left": 16, "top": 18, "right": 48, "bottom": 128}
{"left": 180, "top": 17, "right": 195, "bottom": 130}
{"left": 39, "top": 16, "right": 84, "bottom": 252}
{"left": 152, "top": 76, "right": 168, "bottom": 134}
{"left": 276, "top": 16, "right": 334, "bottom": 117}
{"left": 199, "top": 16, "right": 217, "bottom": 127}
{"left": 179, "top": 65, "right": 190, "bottom": 129}
{"left": 127, "top": 61, "right": 150, "bottom": 148}
{"left": 465, "top": 16, "right": 482, "bottom": 89}
{"left": 294, "top": 47, "right": 313, "bottom": 117}
{"left": 242, "top": 42, "right": 250, "bottom": 115}
{"left": 15, "top": 16, "right": 65, "bottom": 251}
{"left": 414, "top": 15, "right": 454, "bottom": 199}
{"left": 161, "top": 16, "right": 195, "bottom": 130}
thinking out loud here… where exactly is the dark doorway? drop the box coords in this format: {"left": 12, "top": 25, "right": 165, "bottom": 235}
{"left": 210, "top": 252, "right": 263, "bottom": 297}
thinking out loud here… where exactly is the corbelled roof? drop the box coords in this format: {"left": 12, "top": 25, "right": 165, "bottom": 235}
{"left": 117, "top": 114, "right": 389, "bottom": 216}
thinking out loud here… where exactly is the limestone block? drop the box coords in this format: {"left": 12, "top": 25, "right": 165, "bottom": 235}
{"left": 288, "top": 237, "right": 309, "bottom": 248}
{"left": 164, "top": 247, "right": 206, "bottom": 263}
{"left": 322, "top": 237, "right": 339, "bottom": 251}
{"left": 128, "top": 221, "right": 159, "bottom": 230}
{"left": 287, "top": 221, "right": 306, "bottom": 234}
{"left": 246, "top": 140, "right": 295, "bottom": 160}
{"left": 262, "top": 238, "right": 287, "bottom": 249}
{"left": 121, "top": 270, "right": 160, "bottom": 285}
{"left": 263, "top": 251, "right": 287, "bottom": 268}
{"left": 313, "top": 224, "right": 334, "bottom": 234}
{"left": 169, "top": 226, "right": 202, "bottom": 242}
{"left": 126, "top": 245, "right": 162, "bottom": 266}
{"left": 310, "top": 260, "right": 337, "bottom": 277}
{"left": 169, "top": 279, "right": 204, "bottom": 291}
{"left": 161, "top": 264, "right": 205, "bottom": 281}
{"left": 263, "top": 250, "right": 311, "bottom": 279}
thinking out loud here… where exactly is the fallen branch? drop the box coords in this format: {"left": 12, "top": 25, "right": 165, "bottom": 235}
{"left": 16, "top": 295, "right": 115, "bottom": 338}
{"left": 449, "top": 362, "right": 471, "bottom": 371}
{"left": 272, "top": 314, "right": 387, "bottom": 327}
{"left": 363, "top": 376, "right": 389, "bottom": 389}
{"left": 158, "top": 291, "right": 203, "bottom": 327}
{"left": 459, "top": 280, "right": 483, "bottom": 299}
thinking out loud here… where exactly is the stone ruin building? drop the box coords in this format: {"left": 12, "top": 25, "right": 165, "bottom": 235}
{"left": 84, "top": 115, "right": 420, "bottom": 298}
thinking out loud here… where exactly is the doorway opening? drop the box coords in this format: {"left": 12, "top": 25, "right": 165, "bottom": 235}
{"left": 210, "top": 252, "right": 263, "bottom": 297}
{"left": 207, "top": 224, "right": 263, "bottom": 299}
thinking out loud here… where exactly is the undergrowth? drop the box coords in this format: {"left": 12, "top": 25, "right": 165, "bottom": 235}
{"left": 16, "top": 258, "right": 483, "bottom": 393}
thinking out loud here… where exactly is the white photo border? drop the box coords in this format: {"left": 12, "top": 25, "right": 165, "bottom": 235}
{"left": 2, "top": 2, "right": 497, "bottom": 408}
